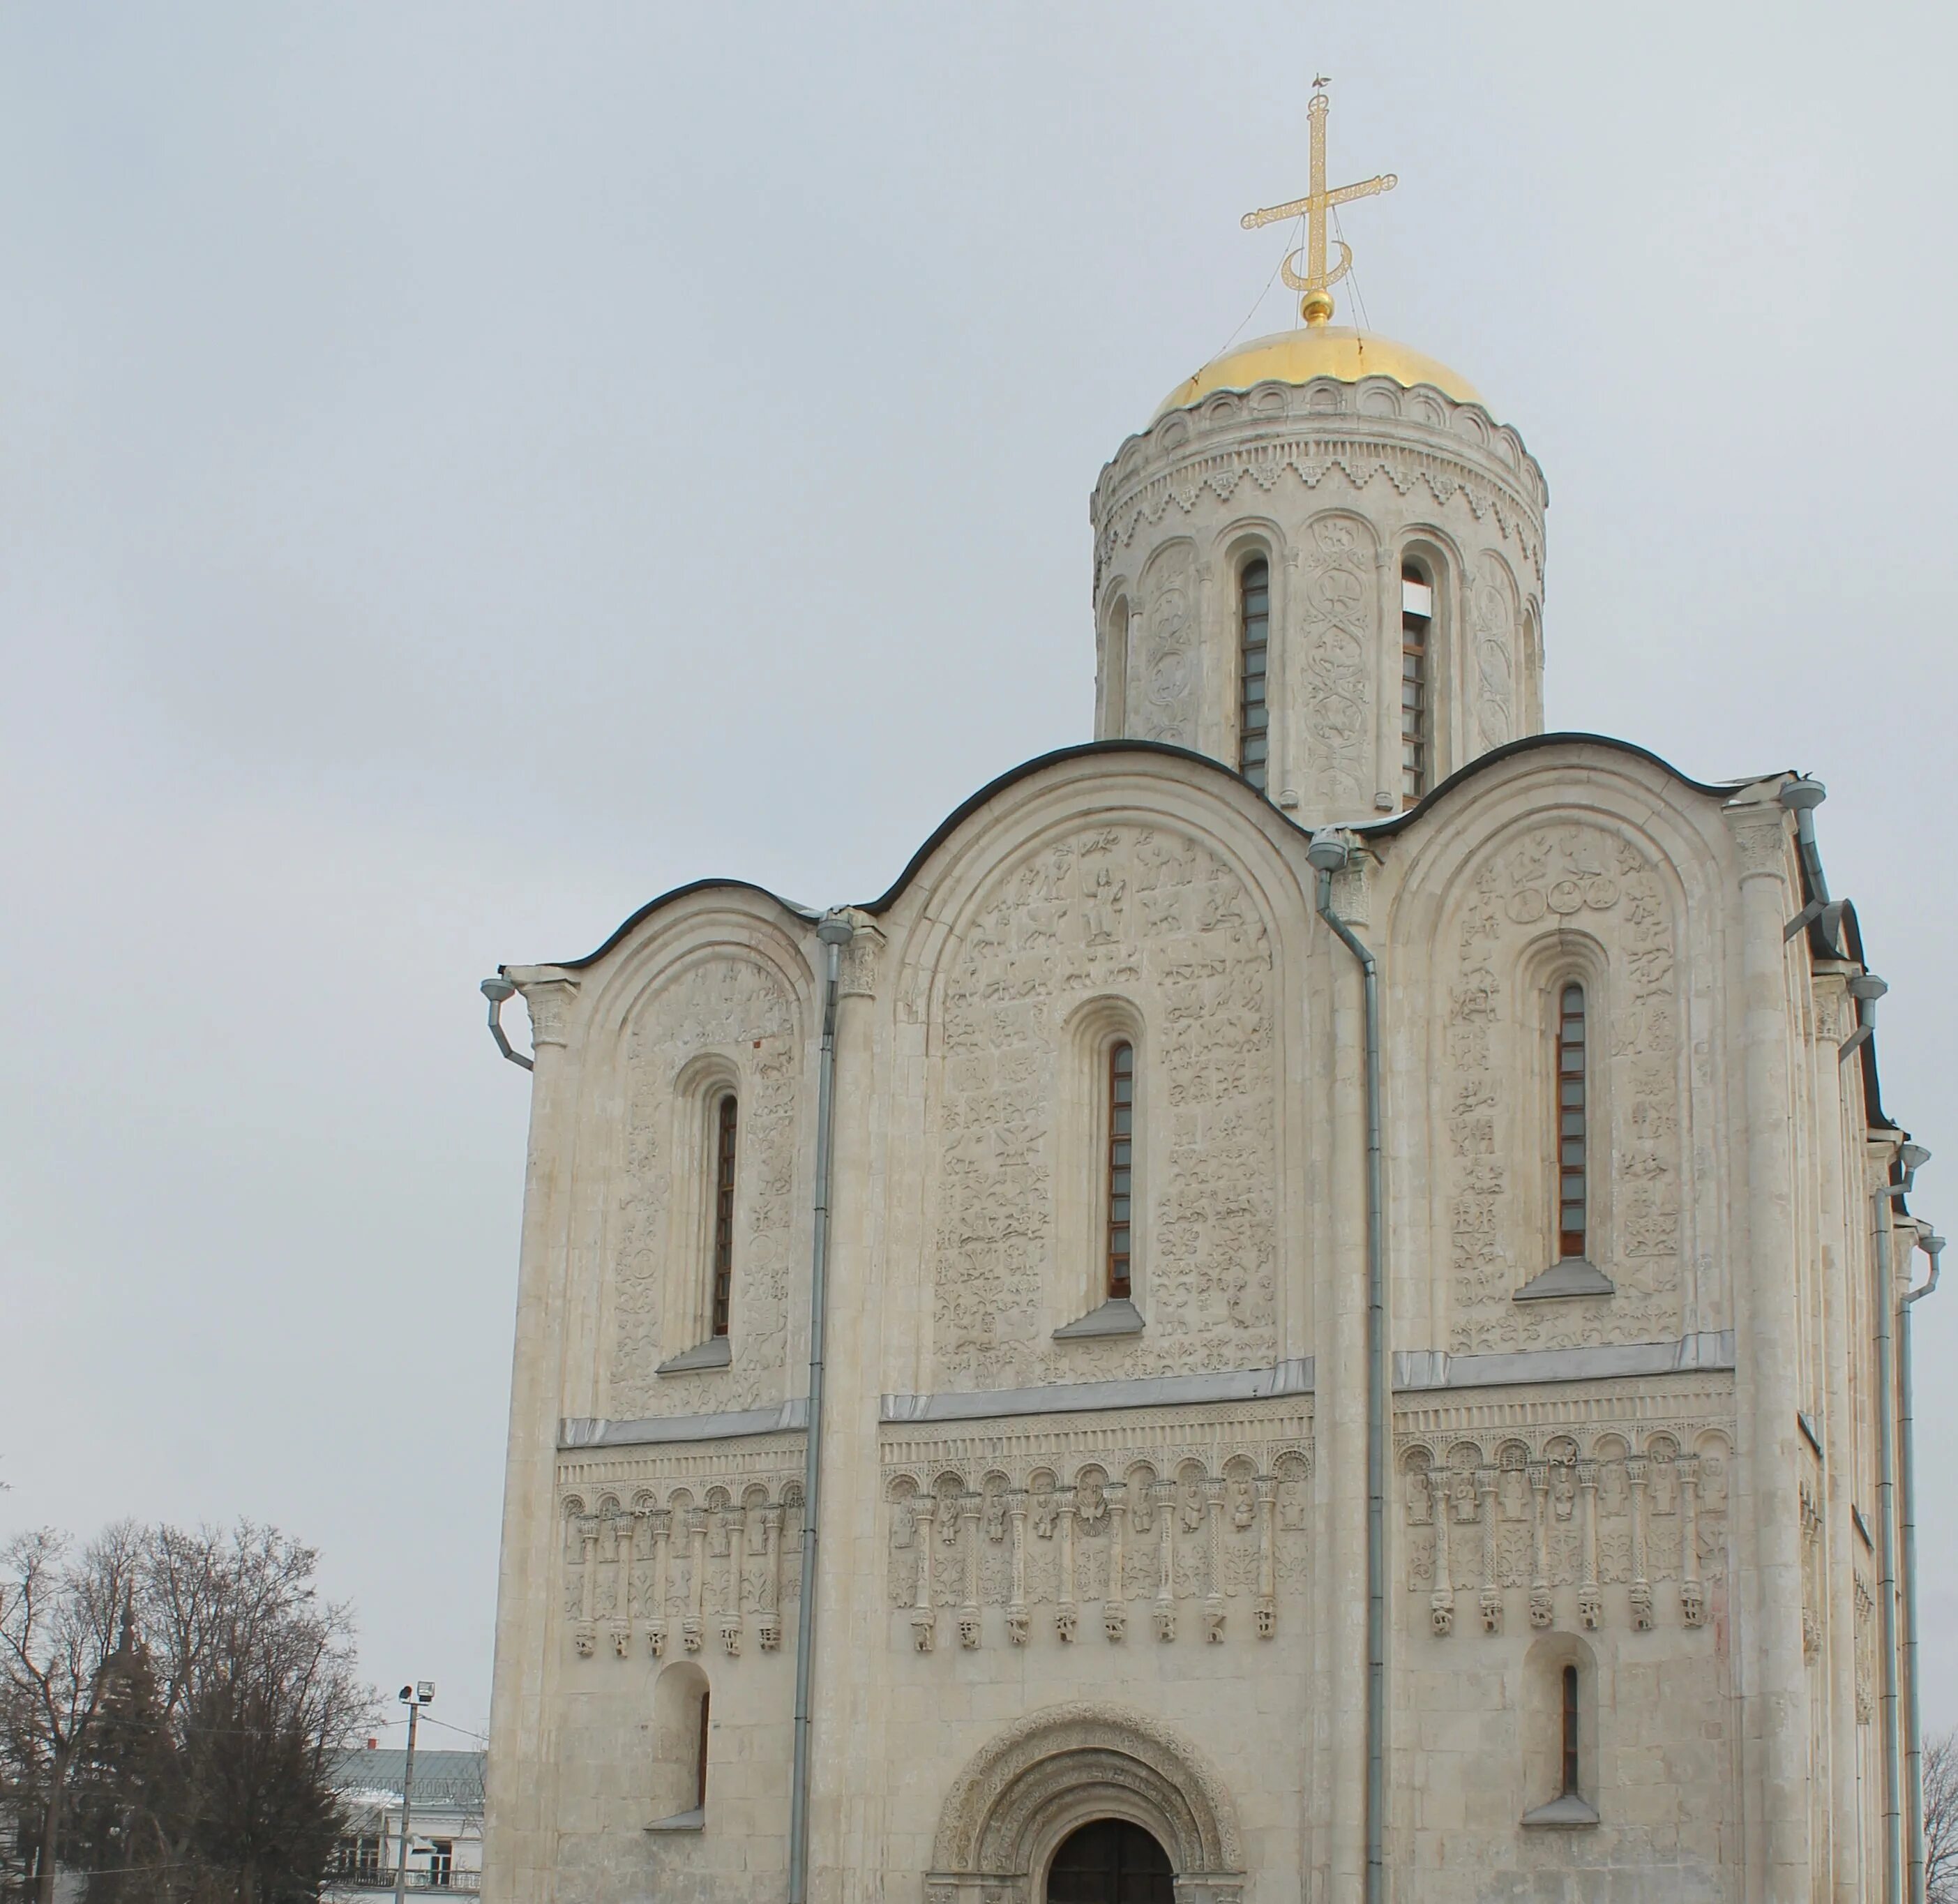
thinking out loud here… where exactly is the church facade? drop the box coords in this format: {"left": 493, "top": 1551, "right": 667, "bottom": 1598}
{"left": 479, "top": 137, "right": 1931, "bottom": 1904}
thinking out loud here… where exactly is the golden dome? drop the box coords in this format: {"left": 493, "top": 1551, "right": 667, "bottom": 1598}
{"left": 1154, "top": 325, "right": 1481, "bottom": 419}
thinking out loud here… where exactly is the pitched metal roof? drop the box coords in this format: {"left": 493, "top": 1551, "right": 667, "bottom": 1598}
{"left": 331, "top": 1748, "right": 484, "bottom": 1812}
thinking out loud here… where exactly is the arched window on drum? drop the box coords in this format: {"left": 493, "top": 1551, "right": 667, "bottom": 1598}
{"left": 1401, "top": 560, "right": 1434, "bottom": 807}
{"left": 1237, "top": 558, "right": 1270, "bottom": 790}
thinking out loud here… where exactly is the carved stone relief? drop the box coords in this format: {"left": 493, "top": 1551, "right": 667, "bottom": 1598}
{"left": 1469, "top": 554, "right": 1518, "bottom": 753}
{"left": 882, "top": 1410, "right": 1309, "bottom": 1652}
{"left": 1297, "top": 516, "right": 1375, "bottom": 815}
{"left": 1090, "top": 424, "right": 1547, "bottom": 607}
{"left": 559, "top": 1463, "right": 802, "bottom": 1662}
{"left": 611, "top": 958, "right": 800, "bottom": 1414}
{"left": 1131, "top": 544, "right": 1198, "bottom": 749}
{"left": 1397, "top": 1416, "right": 1729, "bottom": 1636}
{"left": 1443, "top": 824, "right": 1685, "bottom": 1352}
{"left": 931, "top": 823, "right": 1277, "bottom": 1390}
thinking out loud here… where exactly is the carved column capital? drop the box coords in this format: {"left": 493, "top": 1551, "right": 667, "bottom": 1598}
{"left": 838, "top": 929, "right": 883, "bottom": 998}
{"left": 1724, "top": 800, "right": 1793, "bottom": 885}
{"left": 516, "top": 973, "right": 582, "bottom": 1047}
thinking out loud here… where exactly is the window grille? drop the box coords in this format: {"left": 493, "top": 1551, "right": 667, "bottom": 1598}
{"left": 1556, "top": 985, "right": 1587, "bottom": 1259}
{"left": 1239, "top": 560, "right": 1270, "bottom": 790}
{"left": 1401, "top": 563, "right": 1432, "bottom": 807}
{"left": 1108, "top": 1042, "right": 1135, "bottom": 1298}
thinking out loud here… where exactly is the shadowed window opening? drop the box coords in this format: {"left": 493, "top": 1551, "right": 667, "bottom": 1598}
{"left": 697, "top": 1688, "right": 711, "bottom": 1811}
{"left": 711, "top": 1093, "right": 737, "bottom": 1336}
{"left": 1561, "top": 1663, "right": 1580, "bottom": 1797}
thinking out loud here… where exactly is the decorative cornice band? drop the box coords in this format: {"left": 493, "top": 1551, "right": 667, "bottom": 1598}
{"left": 559, "top": 1334, "right": 1736, "bottom": 1450}
{"left": 561, "top": 1397, "right": 809, "bottom": 1449}
{"left": 882, "top": 1360, "right": 1316, "bottom": 1425}
{"left": 1092, "top": 440, "right": 1546, "bottom": 588}
{"left": 1392, "top": 1331, "right": 1736, "bottom": 1393}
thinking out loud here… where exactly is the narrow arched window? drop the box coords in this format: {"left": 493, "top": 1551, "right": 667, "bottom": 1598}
{"left": 1560, "top": 1665, "right": 1580, "bottom": 1797}
{"left": 1238, "top": 559, "right": 1270, "bottom": 790}
{"left": 710, "top": 1094, "right": 738, "bottom": 1337}
{"left": 1401, "top": 562, "right": 1433, "bottom": 807}
{"left": 1108, "top": 1042, "right": 1135, "bottom": 1298}
{"left": 1556, "top": 984, "right": 1587, "bottom": 1260}
{"left": 695, "top": 1687, "right": 711, "bottom": 1811}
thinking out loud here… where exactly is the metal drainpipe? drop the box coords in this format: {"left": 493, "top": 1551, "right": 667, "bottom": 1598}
{"left": 1308, "top": 830, "right": 1387, "bottom": 1904}
{"left": 1871, "top": 1137, "right": 1922, "bottom": 1904}
{"left": 1901, "top": 1221, "right": 1943, "bottom": 1904}
{"left": 1779, "top": 777, "right": 1844, "bottom": 950}
{"left": 788, "top": 912, "right": 854, "bottom": 1904}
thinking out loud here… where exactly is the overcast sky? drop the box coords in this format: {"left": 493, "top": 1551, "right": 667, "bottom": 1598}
{"left": 4, "top": 3, "right": 1956, "bottom": 1746}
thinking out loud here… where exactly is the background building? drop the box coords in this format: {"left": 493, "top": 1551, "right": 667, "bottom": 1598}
{"left": 328, "top": 1748, "right": 485, "bottom": 1898}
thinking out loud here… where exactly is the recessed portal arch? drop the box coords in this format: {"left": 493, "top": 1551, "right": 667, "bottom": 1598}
{"left": 925, "top": 1702, "right": 1244, "bottom": 1904}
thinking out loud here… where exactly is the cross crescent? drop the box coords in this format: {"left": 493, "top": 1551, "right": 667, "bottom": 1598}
{"left": 1237, "top": 87, "right": 1399, "bottom": 323}
{"left": 1241, "top": 174, "right": 1398, "bottom": 231}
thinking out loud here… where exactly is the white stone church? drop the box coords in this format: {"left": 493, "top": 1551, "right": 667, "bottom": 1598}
{"left": 480, "top": 97, "right": 1936, "bottom": 1904}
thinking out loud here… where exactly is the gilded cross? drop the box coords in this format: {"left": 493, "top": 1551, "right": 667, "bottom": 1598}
{"left": 1240, "top": 81, "right": 1397, "bottom": 324}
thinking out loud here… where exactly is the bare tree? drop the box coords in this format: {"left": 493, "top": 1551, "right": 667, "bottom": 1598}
{"left": 1928, "top": 1726, "right": 1958, "bottom": 1903}
{"left": 1, "top": 1524, "right": 372, "bottom": 1903}
{"left": 137, "top": 1522, "right": 372, "bottom": 1902}
{"left": 0, "top": 1525, "right": 144, "bottom": 1904}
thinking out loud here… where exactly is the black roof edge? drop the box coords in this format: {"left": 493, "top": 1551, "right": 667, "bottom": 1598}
{"left": 530, "top": 731, "right": 1757, "bottom": 970}
{"left": 1354, "top": 729, "right": 1749, "bottom": 838}
{"left": 519, "top": 880, "right": 822, "bottom": 975}
{"left": 855, "top": 740, "right": 1263, "bottom": 915}
{"left": 1812, "top": 887, "right": 1900, "bottom": 1137}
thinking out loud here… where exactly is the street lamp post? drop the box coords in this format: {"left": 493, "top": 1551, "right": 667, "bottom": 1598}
{"left": 394, "top": 1681, "right": 434, "bottom": 1904}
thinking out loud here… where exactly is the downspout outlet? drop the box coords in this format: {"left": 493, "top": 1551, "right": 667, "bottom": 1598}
{"left": 481, "top": 975, "right": 534, "bottom": 1072}
{"left": 1306, "top": 828, "right": 1351, "bottom": 875}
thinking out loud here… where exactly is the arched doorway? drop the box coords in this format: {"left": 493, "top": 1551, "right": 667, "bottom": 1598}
{"left": 1046, "top": 1819, "right": 1174, "bottom": 1904}
{"left": 927, "top": 1702, "right": 1244, "bottom": 1904}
